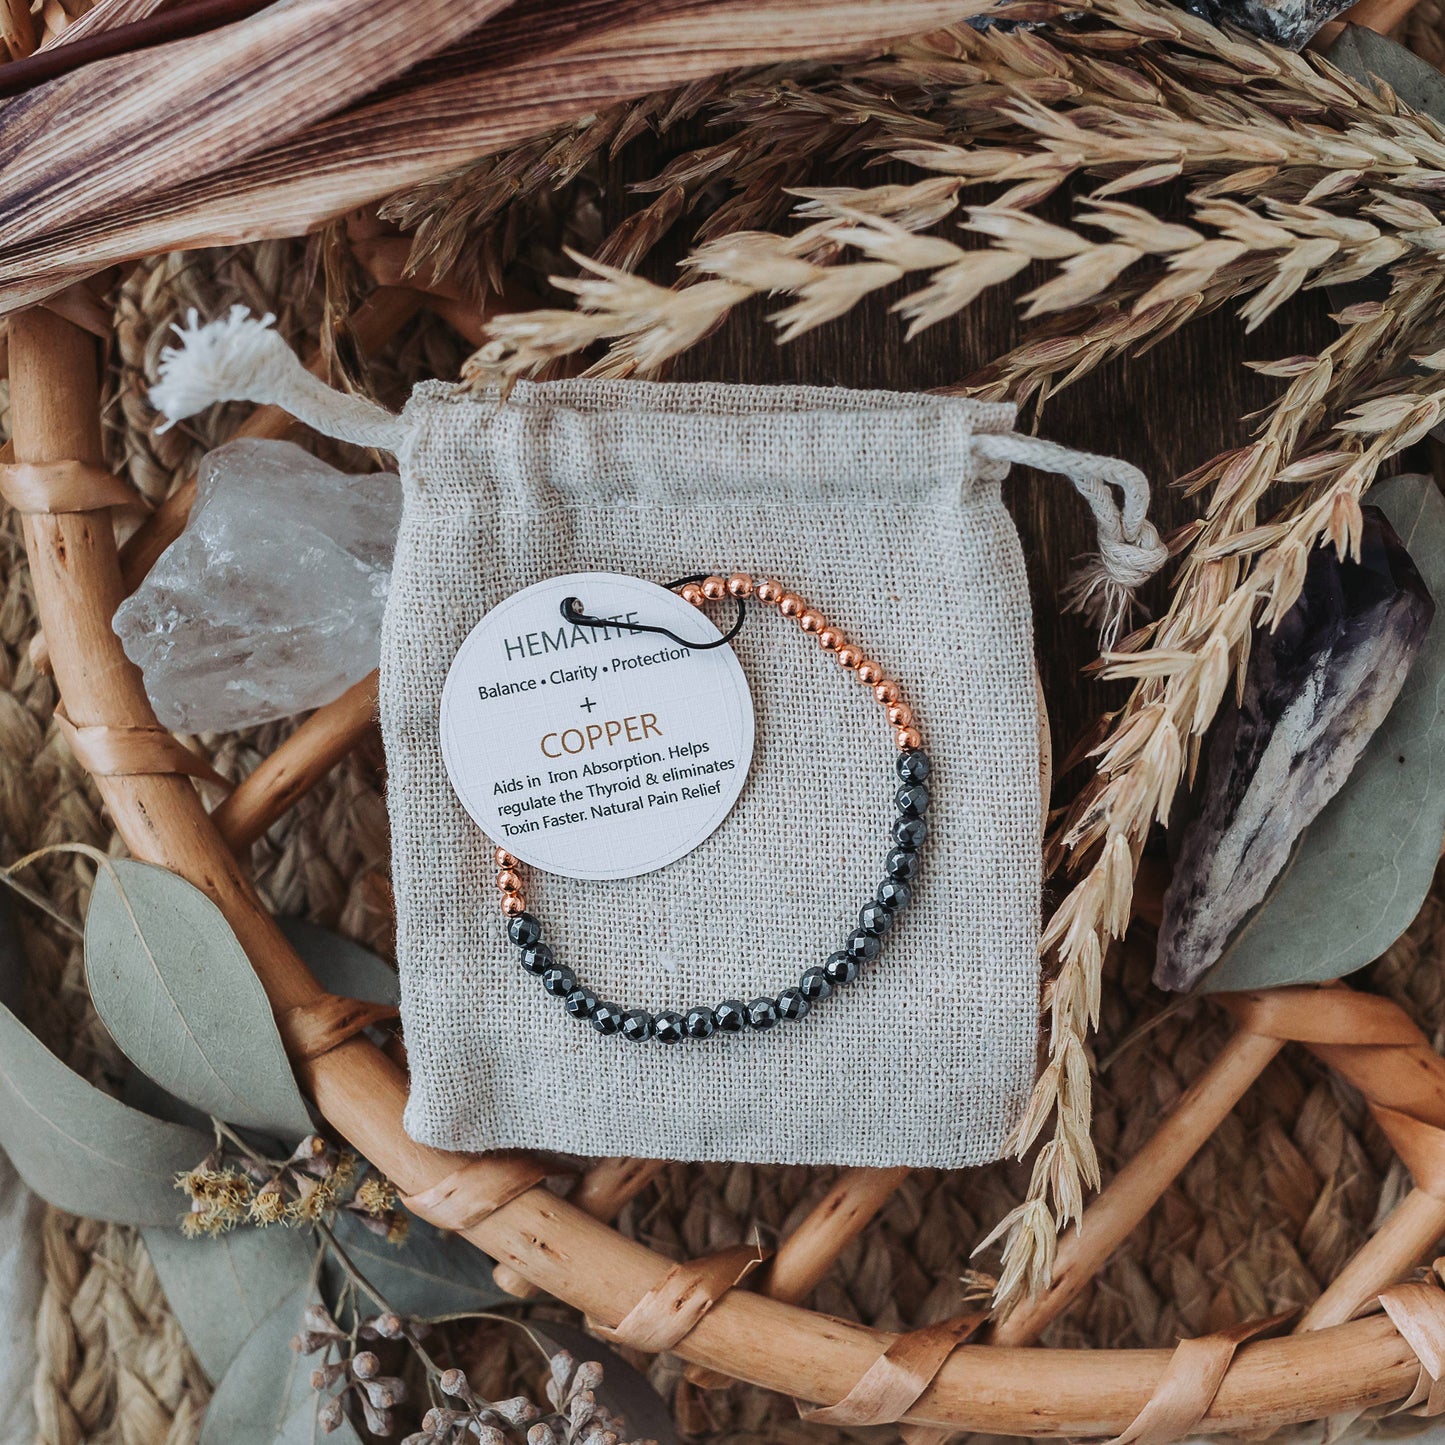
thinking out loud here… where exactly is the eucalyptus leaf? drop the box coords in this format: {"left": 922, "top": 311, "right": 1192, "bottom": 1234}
{"left": 84, "top": 859, "right": 312, "bottom": 1139}
{"left": 144, "top": 1225, "right": 316, "bottom": 1384}
{"left": 325, "top": 1207, "right": 505, "bottom": 1318}
{"left": 1326, "top": 25, "right": 1445, "bottom": 119}
{"left": 1205, "top": 474, "right": 1445, "bottom": 990}
{"left": 0, "top": 897, "right": 206, "bottom": 1225}
{"left": 200, "top": 1287, "right": 362, "bottom": 1445}
{"left": 530, "top": 1322, "right": 680, "bottom": 1445}
{"left": 277, "top": 918, "right": 398, "bottom": 1006}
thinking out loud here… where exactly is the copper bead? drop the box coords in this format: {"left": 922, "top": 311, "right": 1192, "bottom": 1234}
{"left": 494, "top": 847, "right": 517, "bottom": 869}
{"left": 799, "top": 609, "right": 825, "bottom": 633}
{"left": 857, "top": 659, "right": 883, "bottom": 686}
{"left": 818, "top": 627, "right": 844, "bottom": 651}
{"left": 873, "top": 679, "right": 899, "bottom": 704}
{"left": 756, "top": 579, "right": 783, "bottom": 604}
{"left": 727, "top": 572, "right": 754, "bottom": 598}
{"left": 680, "top": 583, "right": 706, "bottom": 607}
{"left": 886, "top": 702, "right": 913, "bottom": 729}
{"left": 836, "top": 645, "right": 863, "bottom": 670}
{"left": 496, "top": 869, "right": 522, "bottom": 894}
{"left": 895, "top": 725, "right": 923, "bottom": 751}
{"left": 500, "top": 892, "right": 528, "bottom": 916}
{"left": 702, "top": 575, "right": 727, "bottom": 601}
{"left": 778, "top": 593, "right": 804, "bottom": 618}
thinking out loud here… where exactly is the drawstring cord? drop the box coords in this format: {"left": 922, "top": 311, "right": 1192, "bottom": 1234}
{"left": 150, "top": 306, "right": 407, "bottom": 453}
{"left": 972, "top": 432, "right": 1170, "bottom": 651}
{"left": 149, "top": 308, "right": 1169, "bottom": 650}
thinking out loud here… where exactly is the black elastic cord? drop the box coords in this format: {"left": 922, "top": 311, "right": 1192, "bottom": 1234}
{"left": 559, "top": 574, "right": 746, "bottom": 651}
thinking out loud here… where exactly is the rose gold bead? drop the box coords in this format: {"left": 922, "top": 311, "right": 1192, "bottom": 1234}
{"left": 836, "top": 645, "right": 863, "bottom": 670}
{"left": 702, "top": 575, "right": 727, "bottom": 601}
{"left": 680, "top": 583, "right": 705, "bottom": 607}
{"left": 496, "top": 869, "right": 522, "bottom": 894}
{"left": 857, "top": 659, "right": 883, "bottom": 686}
{"left": 873, "top": 679, "right": 899, "bottom": 705}
{"left": 500, "top": 892, "right": 527, "bottom": 916}
{"left": 818, "top": 627, "right": 844, "bottom": 651}
{"left": 887, "top": 702, "right": 913, "bottom": 729}
{"left": 726, "top": 572, "right": 754, "bottom": 598}
{"left": 494, "top": 847, "right": 517, "bottom": 869}
{"left": 799, "top": 609, "right": 825, "bottom": 634}
{"left": 756, "top": 579, "right": 783, "bottom": 604}
{"left": 778, "top": 593, "right": 804, "bottom": 618}
{"left": 895, "top": 725, "right": 923, "bottom": 751}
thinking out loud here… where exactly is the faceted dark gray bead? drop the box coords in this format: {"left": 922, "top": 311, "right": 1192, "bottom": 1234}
{"left": 715, "top": 999, "right": 747, "bottom": 1033}
{"left": 620, "top": 1008, "right": 655, "bottom": 1042}
{"left": 591, "top": 1000, "right": 623, "bottom": 1034}
{"left": 897, "top": 749, "right": 931, "bottom": 784}
{"left": 777, "top": 987, "right": 809, "bottom": 1021}
{"left": 885, "top": 847, "right": 920, "bottom": 881}
{"left": 563, "top": 986, "right": 597, "bottom": 1019}
{"left": 858, "top": 901, "right": 893, "bottom": 936}
{"left": 654, "top": 1010, "right": 685, "bottom": 1044}
{"left": 892, "top": 815, "right": 928, "bottom": 850}
{"left": 896, "top": 782, "right": 930, "bottom": 816}
{"left": 799, "top": 966, "right": 834, "bottom": 1001}
{"left": 823, "top": 951, "right": 859, "bottom": 986}
{"left": 846, "top": 928, "right": 882, "bottom": 962}
{"left": 506, "top": 912, "right": 543, "bottom": 948}
{"left": 520, "top": 942, "right": 554, "bottom": 976}
{"left": 746, "top": 996, "right": 780, "bottom": 1031}
{"left": 684, "top": 1006, "right": 718, "bottom": 1039}
{"left": 541, "top": 964, "right": 576, "bottom": 997}
{"left": 877, "top": 878, "right": 912, "bottom": 912}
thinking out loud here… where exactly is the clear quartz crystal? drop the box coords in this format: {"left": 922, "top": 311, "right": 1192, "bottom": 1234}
{"left": 114, "top": 438, "right": 400, "bottom": 733}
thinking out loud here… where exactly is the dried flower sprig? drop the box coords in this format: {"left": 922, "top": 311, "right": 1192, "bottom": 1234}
{"left": 404, "top": 1353, "right": 653, "bottom": 1445}
{"left": 417, "top": 0, "right": 1445, "bottom": 1311}
{"left": 176, "top": 1126, "right": 409, "bottom": 1241}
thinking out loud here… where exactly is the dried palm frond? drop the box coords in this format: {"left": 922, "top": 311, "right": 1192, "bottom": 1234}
{"left": 450, "top": 0, "right": 1445, "bottom": 1312}
{"left": 0, "top": 0, "right": 996, "bottom": 312}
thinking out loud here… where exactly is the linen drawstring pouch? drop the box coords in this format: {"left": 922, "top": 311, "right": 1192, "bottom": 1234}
{"left": 149, "top": 309, "right": 1168, "bottom": 1169}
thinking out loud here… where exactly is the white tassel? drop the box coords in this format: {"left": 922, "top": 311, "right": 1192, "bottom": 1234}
{"left": 972, "top": 432, "right": 1170, "bottom": 652}
{"left": 150, "top": 306, "right": 407, "bottom": 453}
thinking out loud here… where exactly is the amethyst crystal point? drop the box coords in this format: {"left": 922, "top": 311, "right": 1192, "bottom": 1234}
{"left": 1156, "top": 506, "right": 1434, "bottom": 992}
{"left": 1175, "top": 0, "right": 1352, "bottom": 48}
{"left": 114, "top": 438, "right": 400, "bottom": 733}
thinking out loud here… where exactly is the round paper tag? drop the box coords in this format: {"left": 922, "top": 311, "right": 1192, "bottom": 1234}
{"left": 438, "top": 572, "right": 756, "bottom": 880}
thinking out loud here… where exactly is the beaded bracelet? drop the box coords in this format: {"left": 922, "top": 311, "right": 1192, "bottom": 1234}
{"left": 492, "top": 572, "right": 931, "bottom": 1044}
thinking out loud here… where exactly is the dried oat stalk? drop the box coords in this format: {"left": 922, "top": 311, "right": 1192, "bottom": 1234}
{"left": 438, "top": 0, "right": 1445, "bottom": 1310}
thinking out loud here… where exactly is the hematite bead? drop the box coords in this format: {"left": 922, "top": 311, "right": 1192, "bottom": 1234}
{"left": 777, "top": 988, "right": 809, "bottom": 1021}
{"left": 684, "top": 1006, "right": 718, "bottom": 1039}
{"left": 506, "top": 912, "right": 543, "bottom": 948}
{"left": 715, "top": 999, "right": 748, "bottom": 1033}
{"left": 591, "top": 1000, "right": 623, "bottom": 1035}
{"left": 897, "top": 749, "right": 931, "bottom": 784}
{"left": 896, "top": 782, "right": 930, "bottom": 816}
{"left": 564, "top": 986, "right": 597, "bottom": 1019}
{"left": 893, "top": 815, "right": 928, "bottom": 851}
{"left": 847, "top": 928, "right": 882, "bottom": 962}
{"left": 858, "top": 901, "right": 893, "bottom": 936}
{"left": 519, "top": 942, "right": 554, "bottom": 976}
{"left": 799, "top": 966, "right": 834, "bottom": 1001}
{"left": 621, "top": 1008, "right": 655, "bottom": 1042}
{"left": 541, "top": 964, "right": 576, "bottom": 997}
{"left": 655, "top": 1011, "right": 685, "bottom": 1044}
{"left": 885, "top": 846, "right": 920, "bottom": 881}
{"left": 747, "top": 996, "right": 780, "bottom": 1031}
{"left": 823, "top": 951, "right": 859, "bottom": 986}
{"left": 877, "top": 878, "right": 912, "bottom": 912}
